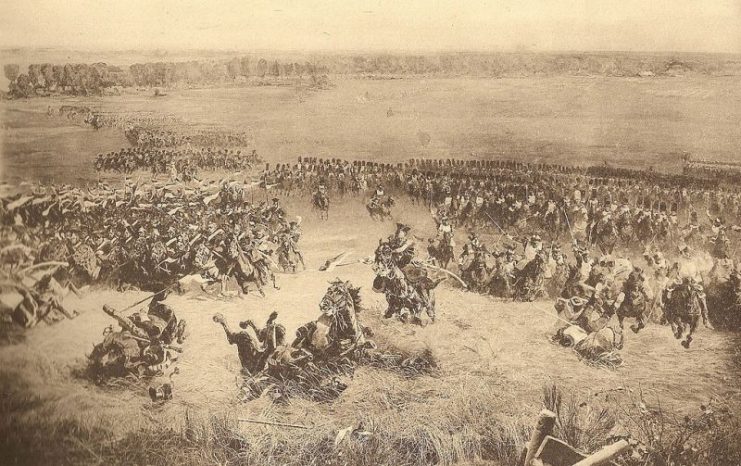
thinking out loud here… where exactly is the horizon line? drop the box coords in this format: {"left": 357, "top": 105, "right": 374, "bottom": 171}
{"left": 1, "top": 46, "right": 740, "bottom": 57}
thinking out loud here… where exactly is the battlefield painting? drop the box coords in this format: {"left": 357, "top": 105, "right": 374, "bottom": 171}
{"left": 2, "top": 2, "right": 741, "bottom": 465}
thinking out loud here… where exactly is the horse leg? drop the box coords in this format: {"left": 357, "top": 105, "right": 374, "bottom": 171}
{"left": 631, "top": 311, "right": 645, "bottom": 334}
{"left": 682, "top": 316, "right": 700, "bottom": 349}
{"left": 675, "top": 318, "right": 685, "bottom": 340}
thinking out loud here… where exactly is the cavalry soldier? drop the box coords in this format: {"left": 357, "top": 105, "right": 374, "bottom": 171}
{"left": 374, "top": 183, "right": 385, "bottom": 198}
{"left": 459, "top": 233, "right": 484, "bottom": 272}
{"left": 368, "top": 187, "right": 383, "bottom": 210}
{"left": 437, "top": 215, "right": 454, "bottom": 244}
{"left": 710, "top": 227, "right": 731, "bottom": 260}
{"left": 281, "top": 220, "right": 306, "bottom": 270}
{"left": 390, "top": 223, "right": 415, "bottom": 267}
{"left": 664, "top": 276, "right": 713, "bottom": 330}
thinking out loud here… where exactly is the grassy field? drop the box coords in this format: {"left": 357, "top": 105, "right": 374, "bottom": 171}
{"left": 4, "top": 75, "right": 741, "bottom": 184}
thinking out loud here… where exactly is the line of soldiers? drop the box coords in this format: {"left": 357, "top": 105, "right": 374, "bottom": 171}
{"left": 95, "top": 147, "right": 261, "bottom": 176}
{"left": 50, "top": 105, "right": 183, "bottom": 131}
{"left": 124, "top": 125, "right": 254, "bottom": 150}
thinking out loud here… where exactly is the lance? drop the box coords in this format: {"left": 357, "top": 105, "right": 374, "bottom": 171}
{"left": 238, "top": 418, "right": 309, "bottom": 429}
{"left": 561, "top": 207, "right": 577, "bottom": 244}
{"left": 483, "top": 212, "right": 507, "bottom": 235}
{"left": 115, "top": 262, "right": 214, "bottom": 314}
{"left": 420, "top": 261, "right": 467, "bottom": 288}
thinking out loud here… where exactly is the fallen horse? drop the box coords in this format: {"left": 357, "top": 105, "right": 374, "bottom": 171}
{"left": 87, "top": 290, "right": 186, "bottom": 401}
{"left": 215, "top": 279, "right": 435, "bottom": 402}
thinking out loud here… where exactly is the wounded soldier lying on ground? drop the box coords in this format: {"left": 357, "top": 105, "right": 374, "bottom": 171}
{"left": 553, "top": 296, "right": 624, "bottom": 366}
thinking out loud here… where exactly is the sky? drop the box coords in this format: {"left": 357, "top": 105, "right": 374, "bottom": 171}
{"left": 1, "top": 0, "right": 740, "bottom": 53}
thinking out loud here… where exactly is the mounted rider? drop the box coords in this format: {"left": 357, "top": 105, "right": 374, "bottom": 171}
{"left": 664, "top": 275, "right": 712, "bottom": 329}
{"left": 436, "top": 215, "right": 455, "bottom": 246}
{"left": 389, "top": 223, "right": 415, "bottom": 268}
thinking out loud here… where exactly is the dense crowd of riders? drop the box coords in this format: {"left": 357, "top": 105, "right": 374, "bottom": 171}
{"left": 253, "top": 156, "right": 741, "bottom": 346}
{"left": 1, "top": 180, "right": 306, "bottom": 323}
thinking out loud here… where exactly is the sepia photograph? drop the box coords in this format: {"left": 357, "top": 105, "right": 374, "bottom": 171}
{"left": 1, "top": 1, "right": 741, "bottom": 464}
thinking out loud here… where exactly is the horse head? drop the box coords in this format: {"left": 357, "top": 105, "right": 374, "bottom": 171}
{"left": 320, "top": 279, "right": 362, "bottom": 317}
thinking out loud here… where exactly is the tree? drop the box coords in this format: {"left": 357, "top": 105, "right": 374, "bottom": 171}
{"left": 10, "top": 73, "right": 32, "bottom": 97}
{"left": 256, "top": 58, "right": 268, "bottom": 77}
{"left": 41, "top": 64, "right": 55, "bottom": 89}
{"left": 226, "top": 57, "right": 241, "bottom": 79}
{"left": 3, "top": 64, "right": 19, "bottom": 83}
{"left": 239, "top": 57, "right": 251, "bottom": 76}
{"left": 269, "top": 60, "right": 280, "bottom": 77}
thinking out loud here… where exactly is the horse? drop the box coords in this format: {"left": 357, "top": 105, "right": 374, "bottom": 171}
{"left": 661, "top": 280, "right": 704, "bottom": 348}
{"left": 372, "top": 263, "right": 445, "bottom": 324}
{"left": 312, "top": 191, "right": 329, "bottom": 220}
{"left": 213, "top": 312, "right": 286, "bottom": 376}
{"left": 487, "top": 256, "right": 516, "bottom": 298}
{"left": 593, "top": 220, "right": 619, "bottom": 255}
{"left": 366, "top": 196, "right": 395, "bottom": 221}
{"left": 615, "top": 276, "right": 650, "bottom": 334}
{"left": 427, "top": 234, "right": 455, "bottom": 270}
{"left": 276, "top": 234, "right": 304, "bottom": 273}
{"left": 460, "top": 249, "right": 493, "bottom": 293}
{"left": 290, "top": 279, "right": 368, "bottom": 361}
{"left": 513, "top": 251, "right": 548, "bottom": 302}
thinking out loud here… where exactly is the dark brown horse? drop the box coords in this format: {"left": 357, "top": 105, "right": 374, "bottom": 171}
{"left": 662, "top": 280, "right": 704, "bottom": 348}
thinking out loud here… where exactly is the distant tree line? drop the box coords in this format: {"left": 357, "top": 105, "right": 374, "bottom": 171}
{"left": 5, "top": 57, "right": 327, "bottom": 98}
{"left": 5, "top": 52, "right": 740, "bottom": 98}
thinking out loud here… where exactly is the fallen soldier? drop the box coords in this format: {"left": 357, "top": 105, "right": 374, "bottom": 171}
{"left": 1, "top": 272, "right": 79, "bottom": 329}
{"left": 553, "top": 296, "right": 624, "bottom": 367}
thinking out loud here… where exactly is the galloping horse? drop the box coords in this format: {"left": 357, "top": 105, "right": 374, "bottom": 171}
{"left": 427, "top": 233, "right": 455, "bottom": 269}
{"left": 312, "top": 190, "right": 330, "bottom": 220}
{"left": 366, "top": 196, "right": 395, "bottom": 221}
{"left": 661, "top": 279, "right": 704, "bottom": 348}
{"left": 615, "top": 269, "right": 650, "bottom": 334}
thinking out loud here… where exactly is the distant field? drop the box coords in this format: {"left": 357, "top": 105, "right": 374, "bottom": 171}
{"left": 3, "top": 76, "right": 741, "bottom": 183}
